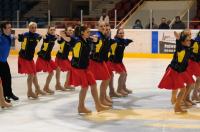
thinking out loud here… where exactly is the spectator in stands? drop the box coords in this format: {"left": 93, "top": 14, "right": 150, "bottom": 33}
{"left": 145, "top": 18, "right": 158, "bottom": 29}
{"left": 159, "top": 17, "right": 170, "bottom": 29}
{"left": 171, "top": 16, "right": 186, "bottom": 29}
{"left": 132, "top": 19, "right": 143, "bottom": 29}
{"left": 99, "top": 9, "right": 109, "bottom": 24}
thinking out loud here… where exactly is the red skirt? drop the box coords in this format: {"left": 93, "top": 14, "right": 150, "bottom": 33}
{"left": 69, "top": 67, "right": 96, "bottom": 88}
{"left": 187, "top": 60, "right": 200, "bottom": 77}
{"left": 158, "top": 67, "right": 195, "bottom": 90}
{"left": 89, "top": 60, "right": 111, "bottom": 80}
{"left": 18, "top": 57, "right": 36, "bottom": 74}
{"left": 36, "top": 57, "right": 57, "bottom": 73}
{"left": 105, "top": 61, "right": 113, "bottom": 75}
{"left": 55, "top": 57, "right": 71, "bottom": 72}
{"left": 108, "top": 61, "right": 127, "bottom": 73}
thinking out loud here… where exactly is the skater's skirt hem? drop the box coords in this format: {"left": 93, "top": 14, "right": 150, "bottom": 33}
{"left": 36, "top": 57, "right": 57, "bottom": 73}
{"left": 18, "top": 57, "right": 36, "bottom": 74}
{"left": 89, "top": 60, "right": 110, "bottom": 80}
{"left": 187, "top": 60, "right": 200, "bottom": 77}
{"left": 55, "top": 57, "right": 71, "bottom": 72}
{"left": 158, "top": 67, "right": 194, "bottom": 90}
{"left": 69, "top": 67, "right": 96, "bottom": 88}
{"left": 108, "top": 61, "right": 127, "bottom": 73}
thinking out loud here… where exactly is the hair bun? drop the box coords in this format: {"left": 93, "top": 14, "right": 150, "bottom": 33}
{"left": 74, "top": 25, "right": 88, "bottom": 37}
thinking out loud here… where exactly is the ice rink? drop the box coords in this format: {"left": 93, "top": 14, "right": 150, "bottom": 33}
{"left": 1, "top": 56, "right": 200, "bottom": 132}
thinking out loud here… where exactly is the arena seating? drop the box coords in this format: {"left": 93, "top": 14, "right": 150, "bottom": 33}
{"left": 108, "top": 0, "right": 141, "bottom": 21}
{"left": 1, "top": 0, "right": 199, "bottom": 29}
{"left": 0, "top": 0, "right": 39, "bottom": 21}
{"left": 190, "top": 0, "right": 200, "bottom": 29}
{"left": 55, "top": 0, "right": 141, "bottom": 29}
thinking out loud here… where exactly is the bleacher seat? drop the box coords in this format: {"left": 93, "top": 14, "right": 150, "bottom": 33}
{"left": 115, "top": 2, "right": 122, "bottom": 10}
{"left": 123, "top": 3, "right": 132, "bottom": 13}
{"left": 118, "top": 9, "right": 126, "bottom": 20}
{"left": 122, "top": 0, "right": 130, "bottom": 4}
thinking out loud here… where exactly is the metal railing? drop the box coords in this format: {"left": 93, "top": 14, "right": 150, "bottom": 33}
{"left": 1, "top": 7, "right": 200, "bottom": 29}
{"left": 116, "top": 0, "right": 144, "bottom": 28}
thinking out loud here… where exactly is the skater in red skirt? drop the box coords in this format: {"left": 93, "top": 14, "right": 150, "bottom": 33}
{"left": 55, "top": 26, "right": 75, "bottom": 91}
{"left": 89, "top": 22, "right": 112, "bottom": 107}
{"left": 109, "top": 28, "right": 133, "bottom": 97}
{"left": 174, "top": 31, "right": 200, "bottom": 106}
{"left": 18, "top": 22, "right": 43, "bottom": 99}
{"left": 103, "top": 24, "right": 121, "bottom": 100}
{"left": 188, "top": 31, "right": 200, "bottom": 102}
{"left": 171, "top": 30, "right": 200, "bottom": 107}
{"left": 0, "top": 78, "right": 12, "bottom": 108}
{"left": 158, "top": 31, "right": 194, "bottom": 113}
{"left": 69, "top": 25, "right": 110, "bottom": 114}
{"left": 36, "top": 25, "right": 59, "bottom": 95}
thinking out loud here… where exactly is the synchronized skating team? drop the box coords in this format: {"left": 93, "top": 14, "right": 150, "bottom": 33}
{"left": 1, "top": 21, "right": 200, "bottom": 114}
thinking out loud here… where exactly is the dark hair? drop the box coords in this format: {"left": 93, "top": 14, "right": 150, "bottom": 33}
{"left": 64, "top": 25, "right": 72, "bottom": 31}
{"left": 116, "top": 27, "right": 123, "bottom": 34}
{"left": 0, "top": 21, "right": 11, "bottom": 33}
{"left": 74, "top": 25, "right": 88, "bottom": 37}
{"left": 48, "top": 24, "right": 55, "bottom": 29}
{"left": 59, "top": 25, "right": 73, "bottom": 36}
{"left": 135, "top": 19, "right": 141, "bottom": 24}
{"left": 47, "top": 25, "right": 56, "bottom": 34}
{"left": 115, "top": 27, "right": 123, "bottom": 38}
{"left": 176, "top": 16, "right": 180, "bottom": 19}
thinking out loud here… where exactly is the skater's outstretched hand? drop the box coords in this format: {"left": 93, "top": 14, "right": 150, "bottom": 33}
{"left": 90, "top": 35, "right": 98, "bottom": 42}
{"left": 55, "top": 34, "right": 61, "bottom": 40}
{"left": 60, "top": 31, "right": 71, "bottom": 42}
{"left": 174, "top": 31, "right": 180, "bottom": 40}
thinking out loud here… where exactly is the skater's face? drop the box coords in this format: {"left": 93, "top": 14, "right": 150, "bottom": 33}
{"left": 105, "top": 25, "right": 111, "bottom": 36}
{"left": 117, "top": 29, "right": 124, "bottom": 38}
{"left": 175, "top": 17, "right": 180, "bottom": 22}
{"left": 3, "top": 23, "right": 12, "bottom": 35}
{"left": 82, "top": 28, "right": 90, "bottom": 39}
{"left": 98, "top": 22, "right": 106, "bottom": 34}
{"left": 66, "top": 27, "right": 73, "bottom": 36}
{"left": 102, "top": 12, "right": 106, "bottom": 17}
{"left": 161, "top": 18, "right": 167, "bottom": 24}
{"left": 29, "top": 25, "right": 37, "bottom": 33}
{"left": 182, "top": 36, "right": 191, "bottom": 47}
{"left": 48, "top": 27, "right": 56, "bottom": 35}
{"left": 184, "top": 30, "right": 192, "bottom": 39}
